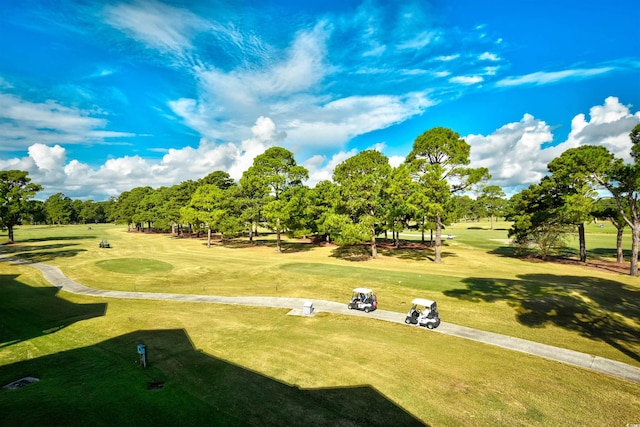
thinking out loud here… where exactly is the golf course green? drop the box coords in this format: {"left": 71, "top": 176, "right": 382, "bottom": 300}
{"left": 1, "top": 222, "right": 639, "bottom": 425}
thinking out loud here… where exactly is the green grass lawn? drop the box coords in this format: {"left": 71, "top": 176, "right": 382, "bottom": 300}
{"left": 1, "top": 223, "right": 639, "bottom": 425}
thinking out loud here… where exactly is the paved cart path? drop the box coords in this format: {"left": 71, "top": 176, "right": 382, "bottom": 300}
{"left": 3, "top": 256, "right": 640, "bottom": 385}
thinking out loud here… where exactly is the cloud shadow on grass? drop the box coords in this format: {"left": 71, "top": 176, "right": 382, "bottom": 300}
{"left": 0, "top": 328, "right": 427, "bottom": 426}
{"left": 445, "top": 274, "right": 640, "bottom": 363}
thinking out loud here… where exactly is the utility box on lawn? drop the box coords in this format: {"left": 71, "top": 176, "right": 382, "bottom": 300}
{"left": 303, "top": 301, "right": 314, "bottom": 315}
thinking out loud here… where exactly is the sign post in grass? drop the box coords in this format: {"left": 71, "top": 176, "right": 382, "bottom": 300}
{"left": 137, "top": 344, "right": 147, "bottom": 368}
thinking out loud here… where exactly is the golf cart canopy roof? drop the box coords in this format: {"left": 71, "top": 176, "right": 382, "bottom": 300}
{"left": 352, "top": 287, "right": 373, "bottom": 294}
{"left": 411, "top": 298, "right": 436, "bottom": 307}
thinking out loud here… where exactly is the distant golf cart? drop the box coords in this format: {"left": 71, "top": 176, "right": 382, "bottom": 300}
{"left": 405, "top": 298, "right": 440, "bottom": 329}
{"left": 99, "top": 239, "right": 111, "bottom": 248}
{"left": 348, "top": 287, "right": 377, "bottom": 313}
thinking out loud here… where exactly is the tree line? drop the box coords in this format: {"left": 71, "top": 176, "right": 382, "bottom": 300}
{"left": 0, "top": 128, "right": 496, "bottom": 261}
{"left": 2, "top": 124, "right": 640, "bottom": 273}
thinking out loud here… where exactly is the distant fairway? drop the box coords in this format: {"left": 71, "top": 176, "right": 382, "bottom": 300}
{"left": 96, "top": 258, "right": 174, "bottom": 274}
{"left": 1, "top": 222, "right": 639, "bottom": 426}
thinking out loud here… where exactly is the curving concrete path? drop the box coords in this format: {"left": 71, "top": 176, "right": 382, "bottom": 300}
{"left": 3, "top": 256, "right": 640, "bottom": 384}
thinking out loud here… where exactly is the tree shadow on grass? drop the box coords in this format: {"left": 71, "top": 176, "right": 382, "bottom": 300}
{"left": 0, "top": 329, "right": 427, "bottom": 426}
{"left": 377, "top": 242, "right": 458, "bottom": 262}
{"left": 588, "top": 247, "right": 633, "bottom": 260}
{"left": 330, "top": 245, "right": 372, "bottom": 262}
{"left": 0, "top": 274, "right": 106, "bottom": 348}
{"left": 489, "top": 243, "right": 633, "bottom": 264}
{"left": 488, "top": 245, "right": 519, "bottom": 257}
{"left": 0, "top": 243, "right": 86, "bottom": 263}
{"left": 217, "top": 238, "right": 314, "bottom": 253}
{"left": 378, "top": 247, "right": 433, "bottom": 261}
{"left": 18, "top": 235, "right": 96, "bottom": 243}
{"left": 330, "top": 242, "right": 460, "bottom": 263}
{"left": 445, "top": 274, "right": 640, "bottom": 363}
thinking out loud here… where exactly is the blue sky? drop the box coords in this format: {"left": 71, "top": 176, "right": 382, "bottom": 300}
{"left": 0, "top": 0, "right": 638, "bottom": 201}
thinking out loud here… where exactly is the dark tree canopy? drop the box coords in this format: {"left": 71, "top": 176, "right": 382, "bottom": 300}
{"left": 0, "top": 170, "right": 43, "bottom": 242}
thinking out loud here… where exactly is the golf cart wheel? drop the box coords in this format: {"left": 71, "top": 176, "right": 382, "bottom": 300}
{"left": 404, "top": 318, "right": 411, "bottom": 324}
{"left": 348, "top": 304, "right": 353, "bottom": 310}
{"left": 426, "top": 323, "right": 435, "bottom": 329}
{"left": 364, "top": 307, "right": 370, "bottom": 313}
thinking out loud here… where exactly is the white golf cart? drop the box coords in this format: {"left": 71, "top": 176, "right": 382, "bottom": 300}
{"left": 404, "top": 298, "right": 440, "bottom": 329}
{"left": 347, "top": 287, "right": 378, "bottom": 313}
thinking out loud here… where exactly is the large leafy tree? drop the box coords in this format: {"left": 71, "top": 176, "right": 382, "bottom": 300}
{"left": 0, "top": 170, "right": 42, "bottom": 243}
{"left": 555, "top": 144, "right": 640, "bottom": 275}
{"left": 199, "top": 170, "right": 235, "bottom": 189}
{"left": 166, "top": 180, "right": 200, "bottom": 235}
{"left": 506, "top": 179, "right": 573, "bottom": 259}
{"left": 78, "top": 200, "right": 108, "bottom": 224}
{"left": 477, "top": 185, "right": 506, "bottom": 229}
{"left": 183, "top": 185, "right": 222, "bottom": 247}
{"left": 44, "top": 192, "right": 73, "bottom": 225}
{"left": 333, "top": 149, "right": 391, "bottom": 258}
{"left": 112, "top": 186, "right": 153, "bottom": 230}
{"left": 406, "top": 127, "right": 489, "bottom": 263}
{"left": 238, "top": 171, "right": 268, "bottom": 243}
{"left": 242, "top": 147, "right": 308, "bottom": 253}
{"left": 592, "top": 152, "right": 640, "bottom": 276}
{"left": 384, "top": 164, "right": 414, "bottom": 247}
{"left": 306, "top": 180, "right": 339, "bottom": 241}
{"left": 547, "top": 151, "right": 602, "bottom": 263}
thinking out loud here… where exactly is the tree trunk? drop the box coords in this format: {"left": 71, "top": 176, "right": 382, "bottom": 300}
{"left": 371, "top": 223, "right": 377, "bottom": 258}
{"left": 434, "top": 215, "right": 442, "bottom": 263}
{"left": 207, "top": 227, "right": 211, "bottom": 248}
{"left": 578, "top": 223, "right": 586, "bottom": 263}
{"left": 276, "top": 219, "right": 282, "bottom": 253}
{"left": 631, "top": 223, "right": 639, "bottom": 276}
{"left": 616, "top": 226, "right": 624, "bottom": 263}
{"left": 8, "top": 225, "right": 14, "bottom": 243}
{"left": 490, "top": 215, "right": 494, "bottom": 230}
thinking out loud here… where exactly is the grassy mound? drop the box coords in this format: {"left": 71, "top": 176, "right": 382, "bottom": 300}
{"left": 96, "top": 258, "right": 173, "bottom": 274}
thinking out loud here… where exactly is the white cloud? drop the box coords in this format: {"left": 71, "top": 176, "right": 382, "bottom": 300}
{"left": 102, "top": 0, "right": 206, "bottom": 57}
{"left": 283, "top": 92, "right": 433, "bottom": 148}
{"left": 546, "top": 96, "right": 640, "bottom": 162}
{"left": 496, "top": 67, "right": 614, "bottom": 87}
{"left": 479, "top": 52, "right": 499, "bottom": 61}
{"left": 389, "top": 155, "right": 404, "bottom": 167}
{"left": 468, "top": 113, "right": 553, "bottom": 188}
{"left": 303, "top": 149, "right": 358, "bottom": 185}
{"left": 435, "top": 54, "right": 460, "bottom": 61}
{"left": 3, "top": 97, "right": 638, "bottom": 201}
{"left": 0, "top": 92, "right": 134, "bottom": 150}
{"left": 467, "top": 97, "right": 640, "bottom": 192}
{"left": 449, "top": 75, "right": 484, "bottom": 85}
{"left": 170, "top": 20, "right": 433, "bottom": 151}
